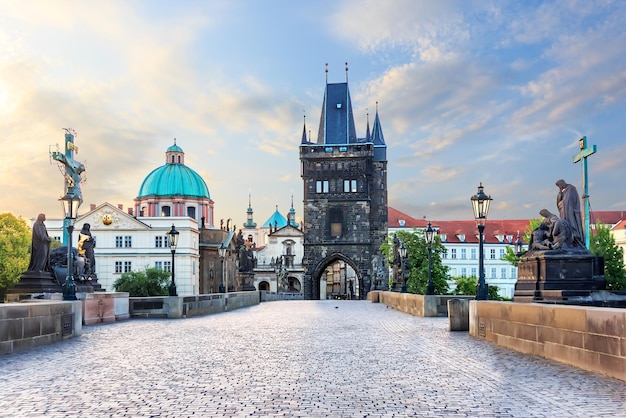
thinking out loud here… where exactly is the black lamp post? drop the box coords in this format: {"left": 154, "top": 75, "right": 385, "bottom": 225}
{"left": 399, "top": 243, "right": 407, "bottom": 293}
{"left": 471, "top": 183, "right": 492, "bottom": 300}
{"left": 59, "top": 192, "right": 81, "bottom": 301}
{"left": 218, "top": 245, "right": 226, "bottom": 293}
{"left": 425, "top": 221, "right": 435, "bottom": 295}
{"left": 167, "top": 224, "right": 179, "bottom": 296}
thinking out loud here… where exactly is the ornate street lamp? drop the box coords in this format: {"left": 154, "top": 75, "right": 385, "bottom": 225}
{"left": 399, "top": 242, "right": 407, "bottom": 293}
{"left": 425, "top": 221, "right": 435, "bottom": 295}
{"left": 218, "top": 245, "right": 226, "bottom": 293}
{"left": 167, "top": 224, "right": 179, "bottom": 296}
{"left": 59, "top": 192, "right": 81, "bottom": 301}
{"left": 471, "top": 183, "right": 492, "bottom": 300}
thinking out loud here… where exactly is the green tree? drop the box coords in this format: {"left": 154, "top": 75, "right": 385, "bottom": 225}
{"left": 380, "top": 229, "right": 449, "bottom": 295}
{"left": 113, "top": 267, "right": 171, "bottom": 296}
{"left": 590, "top": 222, "right": 626, "bottom": 291}
{"left": 502, "top": 218, "right": 542, "bottom": 266}
{"left": 0, "top": 213, "right": 31, "bottom": 301}
{"left": 451, "top": 276, "right": 507, "bottom": 300}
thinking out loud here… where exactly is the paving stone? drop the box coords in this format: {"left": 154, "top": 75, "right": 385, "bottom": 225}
{"left": 1, "top": 300, "right": 625, "bottom": 417}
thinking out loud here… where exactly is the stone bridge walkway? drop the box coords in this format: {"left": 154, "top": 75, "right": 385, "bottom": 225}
{"left": 1, "top": 300, "right": 625, "bottom": 417}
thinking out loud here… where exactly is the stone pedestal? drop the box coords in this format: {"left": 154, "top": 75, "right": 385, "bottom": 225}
{"left": 514, "top": 252, "right": 605, "bottom": 302}
{"left": 8, "top": 271, "right": 61, "bottom": 295}
{"left": 237, "top": 272, "right": 256, "bottom": 291}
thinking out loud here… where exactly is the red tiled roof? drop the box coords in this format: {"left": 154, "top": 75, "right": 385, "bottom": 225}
{"left": 388, "top": 208, "right": 626, "bottom": 244}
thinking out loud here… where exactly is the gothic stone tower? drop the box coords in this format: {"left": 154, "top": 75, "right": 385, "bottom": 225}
{"left": 300, "top": 78, "right": 388, "bottom": 300}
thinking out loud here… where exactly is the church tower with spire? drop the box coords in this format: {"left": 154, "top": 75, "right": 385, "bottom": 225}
{"left": 299, "top": 64, "right": 388, "bottom": 300}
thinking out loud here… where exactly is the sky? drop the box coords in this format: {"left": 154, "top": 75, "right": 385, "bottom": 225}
{"left": 1, "top": 0, "right": 626, "bottom": 226}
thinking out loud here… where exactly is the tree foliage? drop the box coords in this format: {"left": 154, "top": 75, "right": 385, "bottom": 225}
{"left": 502, "top": 218, "right": 542, "bottom": 266}
{"left": 380, "top": 229, "right": 450, "bottom": 295}
{"left": 113, "top": 267, "right": 171, "bottom": 296}
{"left": 590, "top": 222, "right": 626, "bottom": 291}
{"left": 451, "top": 276, "right": 507, "bottom": 300}
{"left": 0, "top": 213, "right": 31, "bottom": 299}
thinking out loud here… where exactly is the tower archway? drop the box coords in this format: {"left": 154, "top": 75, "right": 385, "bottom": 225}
{"left": 310, "top": 253, "right": 362, "bottom": 300}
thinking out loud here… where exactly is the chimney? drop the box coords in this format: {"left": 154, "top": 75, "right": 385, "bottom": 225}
{"left": 128, "top": 208, "right": 133, "bottom": 216}
{"left": 90, "top": 204, "right": 96, "bottom": 210}
{"left": 118, "top": 204, "right": 123, "bottom": 210}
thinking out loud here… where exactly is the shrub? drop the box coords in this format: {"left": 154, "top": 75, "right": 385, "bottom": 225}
{"left": 113, "top": 267, "right": 170, "bottom": 296}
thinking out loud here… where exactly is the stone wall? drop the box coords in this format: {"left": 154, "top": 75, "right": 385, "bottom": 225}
{"left": 129, "top": 291, "right": 260, "bottom": 319}
{"left": 469, "top": 301, "right": 626, "bottom": 382}
{"left": 0, "top": 300, "right": 82, "bottom": 355}
{"left": 370, "top": 291, "right": 474, "bottom": 317}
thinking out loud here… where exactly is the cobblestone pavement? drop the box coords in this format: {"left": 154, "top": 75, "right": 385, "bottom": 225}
{"left": 1, "top": 300, "right": 625, "bottom": 417}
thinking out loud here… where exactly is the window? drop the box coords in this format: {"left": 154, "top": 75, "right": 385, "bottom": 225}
{"left": 329, "top": 208, "right": 343, "bottom": 238}
{"left": 442, "top": 249, "right": 448, "bottom": 259}
{"left": 187, "top": 206, "right": 196, "bottom": 219}
{"left": 124, "top": 261, "right": 132, "bottom": 273}
{"left": 499, "top": 248, "right": 505, "bottom": 259}
{"left": 161, "top": 206, "right": 171, "bottom": 217}
{"left": 461, "top": 267, "right": 467, "bottom": 277}
{"left": 155, "top": 261, "right": 163, "bottom": 270}
{"left": 115, "top": 236, "right": 123, "bottom": 248}
{"left": 471, "top": 248, "right": 477, "bottom": 259}
{"left": 491, "top": 268, "right": 496, "bottom": 278}
{"left": 316, "top": 180, "right": 329, "bottom": 193}
{"left": 451, "top": 248, "right": 457, "bottom": 259}
{"left": 490, "top": 249, "right": 496, "bottom": 259}
{"left": 460, "top": 248, "right": 467, "bottom": 260}
{"left": 511, "top": 267, "right": 517, "bottom": 279}
{"left": 155, "top": 236, "right": 163, "bottom": 248}
{"left": 124, "top": 236, "right": 132, "bottom": 248}
{"left": 501, "top": 268, "right": 507, "bottom": 279}
{"left": 343, "top": 179, "right": 357, "bottom": 193}
{"left": 164, "top": 261, "right": 171, "bottom": 273}
{"left": 115, "top": 261, "right": 122, "bottom": 273}
{"left": 471, "top": 267, "right": 477, "bottom": 277}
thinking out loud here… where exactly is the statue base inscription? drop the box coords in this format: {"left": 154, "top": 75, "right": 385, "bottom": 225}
{"left": 514, "top": 252, "right": 605, "bottom": 303}
{"left": 9, "top": 271, "right": 61, "bottom": 294}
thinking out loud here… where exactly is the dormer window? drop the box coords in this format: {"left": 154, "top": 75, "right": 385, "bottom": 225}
{"left": 457, "top": 234, "right": 465, "bottom": 242}
{"left": 399, "top": 219, "right": 406, "bottom": 227}
{"left": 440, "top": 234, "right": 447, "bottom": 242}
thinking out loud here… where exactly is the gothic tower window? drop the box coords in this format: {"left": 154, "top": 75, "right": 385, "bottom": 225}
{"left": 329, "top": 208, "right": 343, "bottom": 238}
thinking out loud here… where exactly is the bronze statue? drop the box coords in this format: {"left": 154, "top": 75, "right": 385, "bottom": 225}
{"left": 556, "top": 179, "right": 585, "bottom": 247}
{"left": 78, "top": 223, "right": 96, "bottom": 276}
{"left": 27, "top": 214, "right": 52, "bottom": 273}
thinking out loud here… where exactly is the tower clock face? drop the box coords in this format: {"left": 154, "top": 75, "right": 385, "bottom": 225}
{"left": 102, "top": 214, "right": 113, "bottom": 225}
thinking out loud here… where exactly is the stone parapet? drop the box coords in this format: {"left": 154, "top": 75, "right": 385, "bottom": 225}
{"left": 371, "top": 291, "right": 474, "bottom": 317}
{"left": 469, "top": 301, "right": 626, "bottom": 381}
{"left": 0, "top": 300, "right": 82, "bottom": 355}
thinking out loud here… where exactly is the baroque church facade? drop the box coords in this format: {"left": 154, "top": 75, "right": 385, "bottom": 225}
{"left": 300, "top": 76, "right": 388, "bottom": 300}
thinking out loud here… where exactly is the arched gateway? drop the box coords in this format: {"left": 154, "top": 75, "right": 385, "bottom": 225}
{"left": 300, "top": 68, "right": 388, "bottom": 300}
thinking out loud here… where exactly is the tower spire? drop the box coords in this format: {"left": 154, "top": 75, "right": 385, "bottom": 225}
{"left": 301, "top": 112, "right": 308, "bottom": 144}
{"left": 325, "top": 63, "right": 328, "bottom": 84}
{"left": 345, "top": 61, "right": 348, "bottom": 82}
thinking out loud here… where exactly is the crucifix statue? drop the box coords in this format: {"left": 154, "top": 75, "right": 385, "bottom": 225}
{"left": 572, "top": 136, "right": 597, "bottom": 249}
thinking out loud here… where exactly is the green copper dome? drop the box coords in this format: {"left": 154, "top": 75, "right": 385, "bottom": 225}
{"left": 137, "top": 142, "right": 210, "bottom": 199}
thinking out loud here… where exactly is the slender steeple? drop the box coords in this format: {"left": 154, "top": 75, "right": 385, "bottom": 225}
{"left": 301, "top": 113, "right": 308, "bottom": 144}
{"left": 371, "top": 102, "right": 387, "bottom": 161}
{"left": 365, "top": 110, "right": 371, "bottom": 142}
{"left": 288, "top": 194, "right": 297, "bottom": 227}
{"left": 243, "top": 193, "right": 257, "bottom": 228}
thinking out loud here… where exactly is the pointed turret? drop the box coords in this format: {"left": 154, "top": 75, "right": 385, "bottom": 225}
{"left": 301, "top": 114, "right": 308, "bottom": 144}
{"left": 371, "top": 104, "right": 387, "bottom": 161}
{"left": 243, "top": 194, "right": 257, "bottom": 228}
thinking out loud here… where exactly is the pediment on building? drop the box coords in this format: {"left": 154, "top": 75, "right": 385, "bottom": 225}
{"left": 76, "top": 202, "right": 150, "bottom": 231}
{"left": 271, "top": 225, "right": 304, "bottom": 238}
